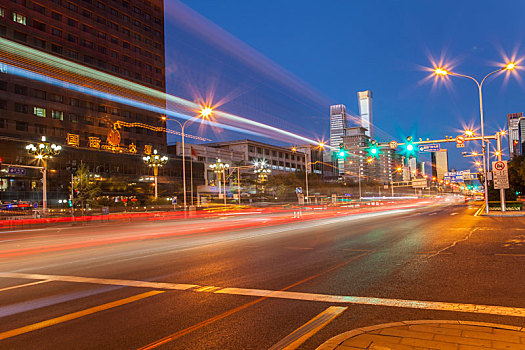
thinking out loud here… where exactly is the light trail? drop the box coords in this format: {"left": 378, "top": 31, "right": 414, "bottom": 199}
{"left": 0, "top": 38, "right": 327, "bottom": 148}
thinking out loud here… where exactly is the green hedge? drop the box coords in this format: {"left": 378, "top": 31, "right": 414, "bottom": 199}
{"left": 488, "top": 201, "right": 523, "bottom": 211}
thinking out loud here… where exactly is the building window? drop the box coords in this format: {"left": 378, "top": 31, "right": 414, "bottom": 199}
{"left": 0, "top": 81, "right": 7, "bottom": 91}
{"left": 0, "top": 7, "right": 4, "bottom": 17}
{"left": 51, "top": 44, "right": 62, "bottom": 54}
{"left": 15, "top": 103, "right": 29, "bottom": 114}
{"left": 66, "top": 17, "right": 77, "bottom": 27}
{"left": 0, "top": 118, "right": 7, "bottom": 128}
{"left": 14, "top": 85, "right": 28, "bottom": 95}
{"left": 51, "top": 11, "right": 61, "bottom": 21}
{"left": 33, "top": 20, "right": 46, "bottom": 31}
{"left": 33, "top": 3, "right": 46, "bottom": 14}
{"left": 0, "top": 25, "right": 6, "bottom": 36}
{"left": 67, "top": 34, "right": 77, "bottom": 43}
{"left": 0, "top": 100, "right": 7, "bottom": 109}
{"left": 68, "top": 113, "right": 79, "bottom": 123}
{"left": 67, "top": 2, "right": 78, "bottom": 11}
{"left": 13, "top": 12, "right": 26, "bottom": 25}
{"left": 33, "top": 107, "right": 46, "bottom": 117}
{"left": 122, "top": 41, "right": 130, "bottom": 49}
{"left": 51, "top": 110, "right": 64, "bottom": 120}
{"left": 51, "top": 27, "right": 62, "bottom": 37}
{"left": 13, "top": 31, "right": 27, "bottom": 42}
{"left": 81, "top": 9, "right": 92, "bottom": 18}
{"left": 66, "top": 49, "right": 79, "bottom": 59}
{"left": 16, "top": 121, "right": 28, "bottom": 131}
{"left": 35, "top": 124, "right": 47, "bottom": 134}
{"left": 50, "top": 94, "right": 63, "bottom": 103}
{"left": 69, "top": 98, "right": 80, "bottom": 107}
{"left": 98, "top": 31, "right": 106, "bottom": 39}
{"left": 34, "top": 89, "right": 46, "bottom": 99}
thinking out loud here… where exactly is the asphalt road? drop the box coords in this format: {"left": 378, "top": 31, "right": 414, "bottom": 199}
{"left": 0, "top": 200, "right": 524, "bottom": 349}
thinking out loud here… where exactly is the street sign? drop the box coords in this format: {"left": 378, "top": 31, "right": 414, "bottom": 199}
{"left": 492, "top": 161, "right": 509, "bottom": 189}
{"left": 172, "top": 196, "right": 177, "bottom": 205}
{"left": 456, "top": 143, "right": 465, "bottom": 148}
{"left": 8, "top": 167, "right": 26, "bottom": 175}
{"left": 33, "top": 202, "right": 38, "bottom": 209}
{"left": 296, "top": 187, "right": 303, "bottom": 194}
{"left": 444, "top": 171, "right": 465, "bottom": 183}
{"left": 412, "top": 179, "right": 427, "bottom": 188}
{"left": 389, "top": 140, "right": 398, "bottom": 149}
{"left": 417, "top": 144, "right": 440, "bottom": 152}
{"left": 455, "top": 135, "right": 465, "bottom": 145}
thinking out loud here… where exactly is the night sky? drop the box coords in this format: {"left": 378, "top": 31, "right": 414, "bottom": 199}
{"left": 165, "top": 0, "right": 525, "bottom": 171}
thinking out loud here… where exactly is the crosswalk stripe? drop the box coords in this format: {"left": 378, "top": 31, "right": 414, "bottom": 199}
{"left": 269, "top": 306, "right": 347, "bottom": 350}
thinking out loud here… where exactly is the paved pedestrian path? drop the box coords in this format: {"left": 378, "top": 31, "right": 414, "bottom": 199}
{"left": 317, "top": 320, "right": 525, "bottom": 350}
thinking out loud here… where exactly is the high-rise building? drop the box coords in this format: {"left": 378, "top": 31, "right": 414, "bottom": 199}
{"left": 342, "top": 126, "right": 368, "bottom": 182}
{"left": 431, "top": 150, "right": 448, "bottom": 181}
{"left": 507, "top": 113, "right": 523, "bottom": 158}
{"left": 329, "top": 104, "right": 347, "bottom": 149}
{"left": 0, "top": 0, "right": 169, "bottom": 203}
{"left": 357, "top": 90, "right": 373, "bottom": 139}
{"left": 519, "top": 118, "right": 525, "bottom": 156}
{"left": 330, "top": 104, "right": 348, "bottom": 176}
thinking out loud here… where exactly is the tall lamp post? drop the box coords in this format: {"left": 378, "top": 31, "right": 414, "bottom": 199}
{"left": 143, "top": 149, "right": 168, "bottom": 199}
{"left": 302, "top": 142, "right": 325, "bottom": 204}
{"left": 168, "top": 107, "right": 213, "bottom": 209}
{"left": 210, "top": 159, "right": 229, "bottom": 204}
{"left": 26, "top": 136, "right": 62, "bottom": 213}
{"left": 434, "top": 63, "right": 516, "bottom": 213}
{"left": 253, "top": 159, "right": 271, "bottom": 197}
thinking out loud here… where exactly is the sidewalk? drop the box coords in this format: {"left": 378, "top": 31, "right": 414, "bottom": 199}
{"left": 317, "top": 320, "right": 525, "bottom": 350}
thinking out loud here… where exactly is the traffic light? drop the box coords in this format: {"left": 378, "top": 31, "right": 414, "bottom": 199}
{"left": 368, "top": 140, "right": 380, "bottom": 158}
{"left": 405, "top": 136, "right": 415, "bottom": 155}
{"left": 337, "top": 143, "right": 347, "bottom": 159}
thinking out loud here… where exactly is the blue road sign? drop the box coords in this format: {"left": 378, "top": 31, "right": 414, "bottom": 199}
{"left": 8, "top": 167, "right": 26, "bottom": 175}
{"left": 418, "top": 144, "right": 440, "bottom": 152}
{"left": 296, "top": 187, "right": 303, "bottom": 194}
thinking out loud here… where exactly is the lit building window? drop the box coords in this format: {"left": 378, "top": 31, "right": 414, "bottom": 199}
{"left": 12, "top": 12, "right": 26, "bottom": 25}
{"left": 51, "top": 110, "right": 64, "bottom": 120}
{"left": 33, "top": 107, "right": 46, "bottom": 118}
{"left": 0, "top": 7, "right": 5, "bottom": 17}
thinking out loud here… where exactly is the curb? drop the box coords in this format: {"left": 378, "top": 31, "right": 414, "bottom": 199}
{"left": 316, "top": 319, "right": 525, "bottom": 350}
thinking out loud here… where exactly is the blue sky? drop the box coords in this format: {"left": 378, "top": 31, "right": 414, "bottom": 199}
{"left": 166, "top": 0, "right": 525, "bottom": 171}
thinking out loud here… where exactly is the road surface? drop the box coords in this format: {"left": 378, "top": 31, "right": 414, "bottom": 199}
{"left": 0, "top": 200, "right": 524, "bottom": 349}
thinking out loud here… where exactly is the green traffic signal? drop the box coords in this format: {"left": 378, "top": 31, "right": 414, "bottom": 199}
{"left": 405, "top": 136, "right": 415, "bottom": 154}
{"left": 406, "top": 144, "right": 414, "bottom": 151}
{"left": 338, "top": 150, "right": 346, "bottom": 158}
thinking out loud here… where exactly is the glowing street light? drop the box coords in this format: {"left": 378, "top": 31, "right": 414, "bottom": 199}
{"left": 433, "top": 61, "right": 518, "bottom": 214}
{"left": 143, "top": 149, "right": 168, "bottom": 199}
{"left": 26, "top": 136, "right": 62, "bottom": 213}
{"left": 210, "top": 158, "right": 229, "bottom": 204}
{"left": 464, "top": 130, "right": 475, "bottom": 137}
{"left": 167, "top": 106, "right": 213, "bottom": 208}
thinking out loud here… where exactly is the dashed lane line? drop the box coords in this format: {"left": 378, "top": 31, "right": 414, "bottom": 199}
{"left": 495, "top": 253, "right": 525, "bottom": 257}
{"left": 0, "top": 280, "right": 51, "bottom": 293}
{"left": 0, "top": 290, "right": 164, "bottom": 341}
{"left": 269, "top": 306, "right": 347, "bottom": 350}
{"left": 1, "top": 272, "right": 525, "bottom": 318}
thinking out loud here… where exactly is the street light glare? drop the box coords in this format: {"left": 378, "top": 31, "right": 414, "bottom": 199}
{"left": 434, "top": 67, "right": 448, "bottom": 76}
{"left": 200, "top": 106, "right": 213, "bottom": 118}
{"left": 464, "top": 130, "right": 474, "bottom": 136}
{"left": 406, "top": 144, "right": 414, "bottom": 151}
{"left": 505, "top": 62, "right": 516, "bottom": 70}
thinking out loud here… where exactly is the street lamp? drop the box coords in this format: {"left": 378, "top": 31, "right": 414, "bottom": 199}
{"left": 253, "top": 159, "right": 271, "bottom": 183}
{"left": 143, "top": 149, "right": 168, "bottom": 199}
{"left": 209, "top": 158, "right": 229, "bottom": 204}
{"left": 434, "top": 62, "right": 517, "bottom": 213}
{"left": 304, "top": 142, "right": 325, "bottom": 203}
{"left": 26, "top": 136, "right": 62, "bottom": 213}
{"left": 168, "top": 106, "right": 213, "bottom": 209}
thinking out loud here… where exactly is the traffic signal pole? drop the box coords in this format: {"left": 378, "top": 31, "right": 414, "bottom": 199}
{"left": 496, "top": 132, "right": 506, "bottom": 212}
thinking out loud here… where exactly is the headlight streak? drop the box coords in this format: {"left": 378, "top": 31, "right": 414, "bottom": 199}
{"left": 0, "top": 37, "right": 328, "bottom": 148}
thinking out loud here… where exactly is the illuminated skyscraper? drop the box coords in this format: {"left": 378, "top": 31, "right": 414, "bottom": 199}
{"left": 431, "top": 150, "right": 448, "bottom": 182}
{"left": 357, "top": 90, "right": 373, "bottom": 138}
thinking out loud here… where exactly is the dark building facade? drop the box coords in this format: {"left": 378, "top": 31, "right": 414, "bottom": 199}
{"left": 0, "top": 0, "right": 184, "bottom": 206}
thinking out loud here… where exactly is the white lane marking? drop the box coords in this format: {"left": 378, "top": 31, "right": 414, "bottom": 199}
{"left": 2, "top": 272, "right": 525, "bottom": 318}
{"left": 0, "top": 272, "right": 198, "bottom": 291}
{"left": 269, "top": 306, "right": 347, "bottom": 350}
{"left": 428, "top": 212, "right": 437, "bottom": 216}
{"left": 450, "top": 212, "right": 458, "bottom": 216}
{"left": 0, "top": 280, "right": 51, "bottom": 293}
